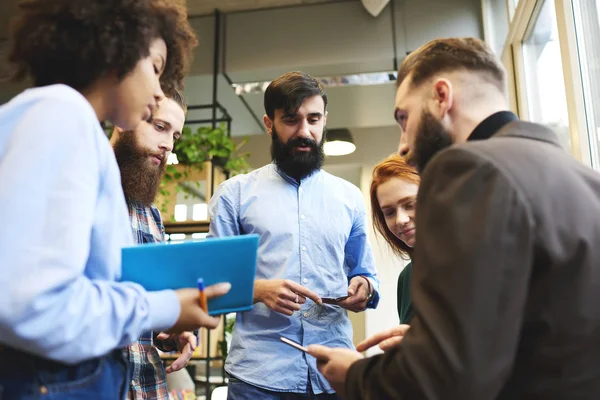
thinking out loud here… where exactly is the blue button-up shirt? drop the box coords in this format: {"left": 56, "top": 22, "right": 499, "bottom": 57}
{"left": 208, "top": 164, "right": 379, "bottom": 394}
{"left": 0, "top": 84, "right": 179, "bottom": 364}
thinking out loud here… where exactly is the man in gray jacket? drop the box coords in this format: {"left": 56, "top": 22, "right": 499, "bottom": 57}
{"left": 309, "top": 37, "right": 600, "bottom": 399}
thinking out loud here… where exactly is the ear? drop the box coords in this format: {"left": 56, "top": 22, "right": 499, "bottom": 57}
{"left": 431, "top": 78, "right": 454, "bottom": 119}
{"left": 110, "top": 126, "right": 125, "bottom": 144}
{"left": 323, "top": 110, "right": 328, "bottom": 126}
{"left": 263, "top": 115, "right": 273, "bottom": 137}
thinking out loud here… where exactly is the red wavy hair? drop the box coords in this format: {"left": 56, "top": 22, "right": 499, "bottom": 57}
{"left": 370, "top": 154, "right": 420, "bottom": 259}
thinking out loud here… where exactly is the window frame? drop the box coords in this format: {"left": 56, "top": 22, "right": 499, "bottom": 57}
{"left": 501, "top": 0, "right": 591, "bottom": 164}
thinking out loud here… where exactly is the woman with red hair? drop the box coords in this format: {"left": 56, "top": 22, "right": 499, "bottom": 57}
{"left": 356, "top": 154, "right": 418, "bottom": 352}
{"left": 369, "top": 153, "right": 419, "bottom": 325}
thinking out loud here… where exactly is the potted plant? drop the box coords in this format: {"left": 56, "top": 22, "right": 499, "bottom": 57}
{"left": 217, "top": 313, "right": 236, "bottom": 359}
{"left": 158, "top": 124, "right": 250, "bottom": 215}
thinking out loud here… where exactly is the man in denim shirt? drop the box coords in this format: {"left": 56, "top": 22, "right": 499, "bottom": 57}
{"left": 208, "top": 72, "right": 380, "bottom": 399}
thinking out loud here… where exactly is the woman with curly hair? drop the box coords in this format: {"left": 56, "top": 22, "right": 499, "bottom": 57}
{"left": 0, "top": 1, "right": 230, "bottom": 398}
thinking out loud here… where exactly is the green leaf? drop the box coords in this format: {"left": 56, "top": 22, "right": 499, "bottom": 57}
{"left": 165, "top": 122, "right": 252, "bottom": 188}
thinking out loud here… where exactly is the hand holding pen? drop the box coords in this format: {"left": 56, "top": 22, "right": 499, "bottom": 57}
{"left": 169, "top": 282, "right": 231, "bottom": 333}
{"left": 197, "top": 278, "right": 208, "bottom": 313}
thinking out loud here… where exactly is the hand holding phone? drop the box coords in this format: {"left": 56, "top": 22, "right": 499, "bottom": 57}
{"left": 321, "top": 296, "right": 349, "bottom": 304}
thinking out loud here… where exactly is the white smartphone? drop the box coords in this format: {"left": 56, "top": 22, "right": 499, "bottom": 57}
{"left": 280, "top": 336, "right": 308, "bottom": 353}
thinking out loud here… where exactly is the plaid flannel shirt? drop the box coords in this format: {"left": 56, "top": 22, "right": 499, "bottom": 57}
{"left": 125, "top": 202, "right": 174, "bottom": 400}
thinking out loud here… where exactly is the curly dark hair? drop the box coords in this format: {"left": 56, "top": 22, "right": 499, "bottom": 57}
{"left": 8, "top": 0, "right": 198, "bottom": 93}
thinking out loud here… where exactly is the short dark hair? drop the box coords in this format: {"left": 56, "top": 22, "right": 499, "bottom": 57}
{"left": 264, "top": 71, "right": 327, "bottom": 119}
{"left": 164, "top": 87, "right": 188, "bottom": 114}
{"left": 8, "top": 0, "right": 198, "bottom": 93}
{"left": 397, "top": 37, "right": 506, "bottom": 93}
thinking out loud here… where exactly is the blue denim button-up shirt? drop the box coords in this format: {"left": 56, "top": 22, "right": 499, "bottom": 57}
{"left": 208, "top": 164, "right": 379, "bottom": 394}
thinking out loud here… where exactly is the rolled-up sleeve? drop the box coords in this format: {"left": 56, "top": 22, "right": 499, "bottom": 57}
{"left": 208, "top": 181, "right": 241, "bottom": 238}
{"left": 345, "top": 188, "right": 380, "bottom": 309}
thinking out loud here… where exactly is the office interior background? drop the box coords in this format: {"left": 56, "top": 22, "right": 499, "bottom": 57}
{"left": 1, "top": 0, "right": 598, "bottom": 397}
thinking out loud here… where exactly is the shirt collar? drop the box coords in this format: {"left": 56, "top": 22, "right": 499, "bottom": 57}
{"left": 273, "top": 163, "right": 322, "bottom": 186}
{"left": 468, "top": 111, "right": 519, "bottom": 142}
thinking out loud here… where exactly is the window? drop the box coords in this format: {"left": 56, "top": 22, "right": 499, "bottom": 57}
{"left": 507, "top": 0, "right": 521, "bottom": 21}
{"left": 484, "top": 0, "right": 510, "bottom": 55}
{"left": 174, "top": 204, "right": 188, "bottom": 222}
{"left": 572, "top": 0, "right": 600, "bottom": 167}
{"left": 522, "top": 0, "right": 571, "bottom": 150}
{"left": 192, "top": 203, "right": 208, "bottom": 221}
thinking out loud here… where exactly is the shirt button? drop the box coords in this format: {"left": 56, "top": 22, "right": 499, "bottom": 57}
{"left": 40, "top": 386, "right": 48, "bottom": 395}
{"left": 303, "top": 278, "right": 308, "bottom": 284}
{"left": 301, "top": 246, "right": 307, "bottom": 251}
{"left": 301, "top": 214, "right": 306, "bottom": 220}
{"left": 303, "top": 312, "right": 309, "bottom": 318}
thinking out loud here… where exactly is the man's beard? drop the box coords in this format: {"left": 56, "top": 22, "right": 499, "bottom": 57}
{"left": 412, "top": 110, "right": 454, "bottom": 173}
{"left": 271, "top": 127, "right": 325, "bottom": 181}
{"left": 113, "top": 132, "right": 167, "bottom": 206}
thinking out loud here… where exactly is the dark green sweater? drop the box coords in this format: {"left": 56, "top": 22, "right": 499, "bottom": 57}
{"left": 397, "top": 261, "right": 414, "bottom": 324}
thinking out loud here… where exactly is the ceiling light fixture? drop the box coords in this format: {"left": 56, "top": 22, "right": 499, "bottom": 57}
{"left": 324, "top": 128, "right": 356, "bottom": 156}
{"left": 231, "top": 71, "right": 397, "bottom": 96}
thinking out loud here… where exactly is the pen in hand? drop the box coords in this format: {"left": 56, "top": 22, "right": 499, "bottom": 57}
{"left": 198, "top": 278, "right": 208, "bottom": 313}
{"left": 197, "top": 278, "right": 208, "bottom": 349}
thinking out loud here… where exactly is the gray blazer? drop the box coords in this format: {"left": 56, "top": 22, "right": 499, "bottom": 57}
{"left": 347, "top": 121, "right": 600, "bottom": 399}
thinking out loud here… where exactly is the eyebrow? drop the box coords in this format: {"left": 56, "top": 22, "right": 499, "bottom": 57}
{"left": 153, "top": 118, "right": 172, "bottom": 130}
{"left": 282, "top": 112, "right": 323, "bottom": 119}
{"left": 381, "top": 195, "right": 416, "bottom": 208}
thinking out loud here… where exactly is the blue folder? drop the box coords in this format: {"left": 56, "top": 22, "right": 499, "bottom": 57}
{"left": 121, "top": 234, "right": 259, "bottom": 315}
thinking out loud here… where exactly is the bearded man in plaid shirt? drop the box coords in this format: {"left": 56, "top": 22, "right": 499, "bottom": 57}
{"left": 112, "top": 88, "right": 196, "bottom": 399}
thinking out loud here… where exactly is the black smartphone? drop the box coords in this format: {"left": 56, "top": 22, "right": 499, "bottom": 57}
{"left": 321, "top": 295, "right": 349, "bottom": 304}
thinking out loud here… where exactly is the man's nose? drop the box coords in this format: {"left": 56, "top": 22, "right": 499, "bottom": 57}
{"left": 398, "top": 142, "right": 409, "bottom": 157}
{"left": 297, "top": 119, "right": 311, "bottom": 139}
{"left": 159, "top": 138, "right": 173, "bottom": 153}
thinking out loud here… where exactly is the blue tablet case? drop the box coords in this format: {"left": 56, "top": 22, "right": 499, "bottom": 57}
{"left": 121, "top": 234, "right": 259, "bottom": 315}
